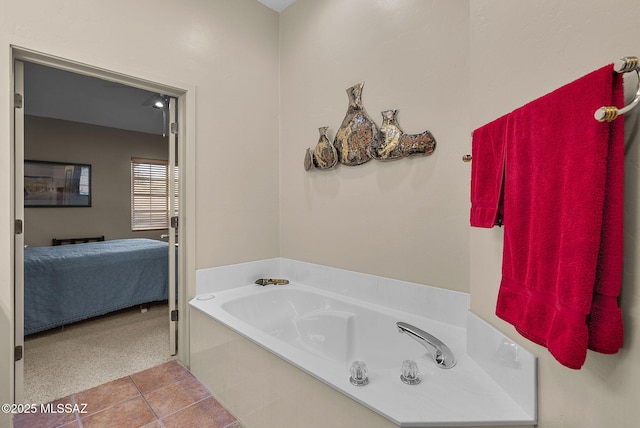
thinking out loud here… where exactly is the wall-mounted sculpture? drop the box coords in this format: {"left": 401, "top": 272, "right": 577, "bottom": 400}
{"left": 304, "top": 148, "right": 313, "bottom": 171}
{"left": 312, "top": 126, "right": 338, "bottom": 169}
{"left": 399, "top": 129, "right": 436, "bottom": 157}
{"left": 333, "top": 82, "right": 378, "bottom": 166}
{"left": 369, "top": 109, "right": 404, "bottom": 160}
{"left": 369, "top": 109, "right": 436, "bottom": 160}
{"left": 304, "top": 82, "right": 436, "bottom": 171}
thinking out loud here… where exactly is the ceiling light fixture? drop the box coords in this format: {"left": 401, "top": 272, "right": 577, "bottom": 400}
{"left": 152, "top": 97, "right": 165, "bottom": 109}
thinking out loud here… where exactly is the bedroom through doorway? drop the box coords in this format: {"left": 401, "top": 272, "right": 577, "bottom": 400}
{"left": 13, "top": 54, "right": 184, "bottom": 405}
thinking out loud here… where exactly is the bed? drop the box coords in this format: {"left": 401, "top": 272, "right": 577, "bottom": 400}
{"left": 24, "top": 238, "right": 170, "bottom": 335}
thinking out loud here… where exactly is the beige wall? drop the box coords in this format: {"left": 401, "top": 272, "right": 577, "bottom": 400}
{"left": 470, "top": 0, "right": 640, "bottom": 427}
{"left": 0, "top": 0, "right": 280, "bottom": 426}
{"left": 279, "top": 0, "right": 470, "bottom": 292}
{"left": 24, "top": 115, "right": 169, "bottom": 247}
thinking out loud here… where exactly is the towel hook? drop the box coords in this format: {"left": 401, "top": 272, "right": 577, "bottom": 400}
{"left": 594, "top": 56, "right": 640, "bottom": 122}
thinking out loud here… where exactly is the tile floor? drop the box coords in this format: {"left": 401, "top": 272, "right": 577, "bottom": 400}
{"left": 13, "top": 360, "right": 242, "bottom": 428}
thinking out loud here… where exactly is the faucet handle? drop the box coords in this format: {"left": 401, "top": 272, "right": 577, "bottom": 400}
{"left": 400, "top": 360, "right": 421, "bottom": 385}
{"left": 349, "top": 361, "right": 369, "bottom": 386}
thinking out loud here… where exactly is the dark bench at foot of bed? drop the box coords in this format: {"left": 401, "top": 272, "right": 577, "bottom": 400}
{"left": 52, "top": 236, "right": 105, "bottom": 246}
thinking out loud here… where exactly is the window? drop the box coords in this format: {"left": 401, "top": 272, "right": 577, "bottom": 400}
{"left": 131, "top": 158, "right": 178, "bottom": 231}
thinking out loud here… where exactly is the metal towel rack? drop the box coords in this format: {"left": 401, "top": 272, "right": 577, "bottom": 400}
{"left": 595, "top": 56, "right": 640, "bottom": 122}
{"left": 463, "top": 56, "right": 640, "bottom": 162}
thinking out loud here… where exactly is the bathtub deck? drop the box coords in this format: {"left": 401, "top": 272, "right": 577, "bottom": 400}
{"left": 190, "top": 282, "right": 536, "bottom": 427}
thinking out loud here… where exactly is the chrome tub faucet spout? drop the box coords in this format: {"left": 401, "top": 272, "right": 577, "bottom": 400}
{"left": 396, "top": 322, "right": 456, "bottom": 369}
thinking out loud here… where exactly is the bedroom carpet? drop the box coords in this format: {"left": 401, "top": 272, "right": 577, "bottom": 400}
{"left": 24, "top": 301, "right": 173, "bottom": 405}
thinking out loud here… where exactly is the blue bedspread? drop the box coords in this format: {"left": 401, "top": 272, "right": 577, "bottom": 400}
{"left": 24, "top": 238, "right": 169, "bottom": 335}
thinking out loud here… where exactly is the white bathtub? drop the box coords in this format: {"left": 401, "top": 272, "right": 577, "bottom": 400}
{"left": 190, "top": 273, "right": 536, "bottom": 427}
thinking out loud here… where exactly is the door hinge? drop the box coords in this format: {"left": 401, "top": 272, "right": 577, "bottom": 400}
{"left": 15, "top": 219, "right": 23, "bottom": 235}
{"left": 14, "top": 345, "right": 23, "bottom": 362}
{"left": 170, "top": 310, "right": 179, "bottom": 322}
{"left": 170, "top": 216, "right": 179, "bottom": 229}
{"left": 170, "top": 122, "right": 178, "bottom": 134}
{"left": 14, "top": 93, "right": 23, "bottom": 109}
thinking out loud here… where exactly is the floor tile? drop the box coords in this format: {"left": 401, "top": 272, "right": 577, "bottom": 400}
{"left": 13, "top": 396, "right": 78, "bottom": 428}
{"left": 80, "top": 396, "right": 156, "bottom": 428}
{"left": 73, "top": 376, "right": 141, "bottom": 416}
{"left": 16, "top": 361, "right": 239, "bottom": 428}
{"left": 130, "top": 360, "right": 192, "bottom": 394}
{"left": 144, "top": 374, "right": 212, "bottom": 418}
{"left": 58, "top": 421, "right": 81, "bottom": 428}
{"left": 161, "top": 396, "right": 237, "bottom": 428}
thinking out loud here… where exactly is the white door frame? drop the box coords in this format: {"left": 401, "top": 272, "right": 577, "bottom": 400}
{"left": 167, "top": 96, "right": 178, "bottom": 356}
{"left": 10, "top": 45, "right": 195, "bottom": 403}
{"left": 12, "top": 59, "right": 25, "bottom": 405}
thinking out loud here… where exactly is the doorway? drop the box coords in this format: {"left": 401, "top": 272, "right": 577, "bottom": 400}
{"left": 11, "top": 47, "right": 191, "bottom": 405}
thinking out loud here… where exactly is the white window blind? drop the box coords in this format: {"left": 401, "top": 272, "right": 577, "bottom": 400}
{"left": 131, "top": 158, "right": 178, "bottom": 231}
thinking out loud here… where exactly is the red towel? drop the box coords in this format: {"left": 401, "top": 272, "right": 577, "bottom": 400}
{"left": 587, "top": 70, "right": 625, "bottom": 355}
{"left": 495, "top": 64, "right": 624, "bottom": 369}
{"left": 470, "top": 115, "right": 508, "bottom": 227}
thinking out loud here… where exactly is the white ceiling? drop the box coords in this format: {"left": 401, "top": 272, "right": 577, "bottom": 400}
{"left": 24, "top": 62, "right": 166, "bottom": 136}
{"left": 256, "top": 0, "right": 297, "bottom": 12}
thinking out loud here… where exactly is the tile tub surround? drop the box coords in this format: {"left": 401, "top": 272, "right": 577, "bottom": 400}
{"left": 192, "top": 259, "right": 537, "bottom": 427}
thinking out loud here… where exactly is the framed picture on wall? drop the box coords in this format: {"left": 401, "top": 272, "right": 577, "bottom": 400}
{"left": 24, "top": 160, "right": 92, "bottom": 207}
